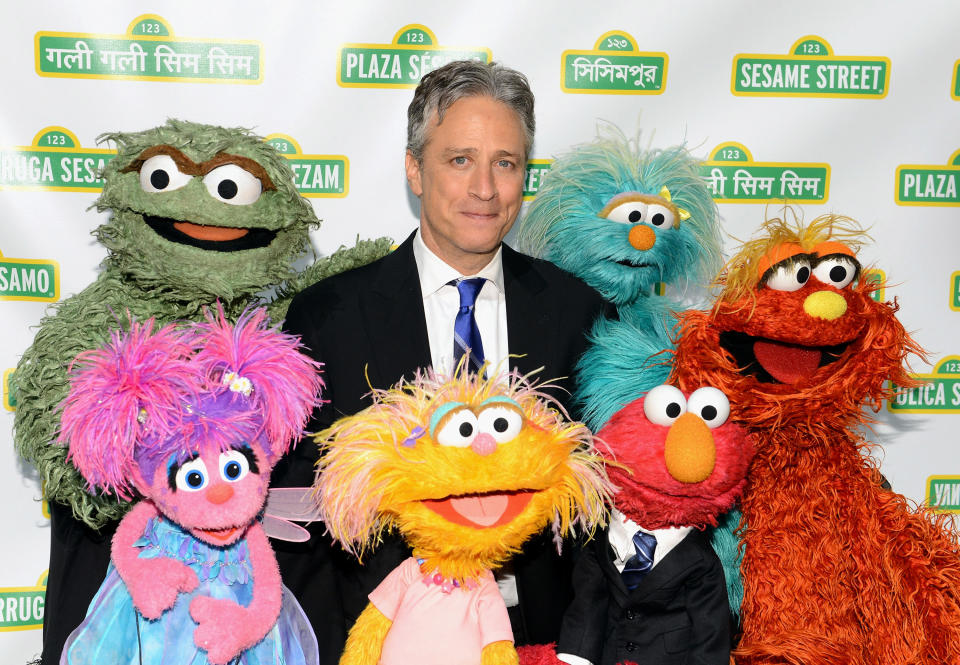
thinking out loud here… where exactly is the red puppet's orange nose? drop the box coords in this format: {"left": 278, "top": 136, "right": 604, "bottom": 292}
{"left": 206, "top": 483, "right": 234, "bottom": 505}
{"left": 663, "top": 412, "right": 716, "bottom": 483}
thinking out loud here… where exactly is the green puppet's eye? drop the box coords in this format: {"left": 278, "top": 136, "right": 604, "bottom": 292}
{"left": 202, "top": 164, "right": 263, "bottom": 206}
{"left": 139, "top": 154, "right": 193, "bottom": 193}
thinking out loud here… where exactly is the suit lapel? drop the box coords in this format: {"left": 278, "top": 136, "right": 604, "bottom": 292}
{"left": 359, "top": 232, "right": 431, "bottom": 389}
{"left": 503, "top": 244, "right": 553, "bottom": 378}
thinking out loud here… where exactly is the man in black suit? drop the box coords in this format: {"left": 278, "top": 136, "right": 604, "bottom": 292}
{"left": 272, "top": 60, "right": 608, "bottom": 664}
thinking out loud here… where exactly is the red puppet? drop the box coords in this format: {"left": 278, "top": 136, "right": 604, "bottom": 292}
{"left": 522, "top": 383, "right": 752, "bottom": 665}
{"left": 671, "top": 213, "right": 960, "bottom": 665}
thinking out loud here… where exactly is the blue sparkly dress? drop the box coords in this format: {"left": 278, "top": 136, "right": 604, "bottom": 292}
{"left": 61, "top": 517, "right": 318, "bottom": 665}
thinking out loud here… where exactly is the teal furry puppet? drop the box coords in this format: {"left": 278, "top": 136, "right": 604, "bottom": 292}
{"left": 11, "top": 118, "right": 390, "bottom": 664}
{"left": 516, "top": 123, "right": 722, "bottom": 432}
{"left": 514, "top": 124, "right": 745, "bottom": 617}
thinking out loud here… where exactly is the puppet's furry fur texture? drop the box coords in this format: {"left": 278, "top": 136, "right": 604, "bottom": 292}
{"left": 671, "top": 214, "right": 960, "bottom": 665}
{"left": 315, "top": 368, "right": 612, "bottom": 665}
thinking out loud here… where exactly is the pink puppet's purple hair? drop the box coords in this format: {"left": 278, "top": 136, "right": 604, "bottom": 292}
{"left": 59, "top": 319, "right": 197, "bottom": 499}
{"left": 192, "top": 306, "right": 324, "bottom": 462}
{"left": 58, "top": 307, "right": 323, "bottom": 497}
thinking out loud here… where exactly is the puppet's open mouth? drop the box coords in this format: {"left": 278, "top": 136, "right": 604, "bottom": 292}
{"left": 143, "top": 215, "right": 277, "bottom": 252}
{"left": 719, "top": 331, "right": 852, "bottom": 385}
{"left": 615, "top": 259, "right": 653, "bottom": 269}
{"left": 421, "top": 491, "right": 535, "bottom": 528}
{"left": 196, "top": 526, "right": 241, "bottom": 542}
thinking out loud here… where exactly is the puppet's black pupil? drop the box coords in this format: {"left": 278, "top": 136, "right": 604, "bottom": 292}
{"left": 218, "top": 180, "right": 239, "bottom": 199}
{"left": 701, "top": 405, "right": 718, "bottom": 421}
{"left": 796, "top": 266, "right": 810, "bottom": 283}
{"left": 459, "top": 422, "right": 473, "bottom": 437}
{"left": 651, "top": 213, "right": 665, "bottom": 226}
{"left": 494, "top": 417, "right": 509, "bottom": 433}
{"left": 150, "top": 170, "right": 170, "bottom": 189}
{"left": 830, "top": 266, "right": 847, "bottom": 282}
{"left": 628, "top": 210, "right": 642, "bottom": 223}
{"left": 187, "top": 471, "right": 203, "bottom": 487}
{"left": 225, "top": 462, "right": 241, "bottom": 479}
{"left": 666, "top": 402, "right": 682, "bottom": 418}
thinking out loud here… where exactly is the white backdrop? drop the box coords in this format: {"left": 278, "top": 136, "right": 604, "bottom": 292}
{"left": 2, "top": 1, "right": 959, "bottom": 660}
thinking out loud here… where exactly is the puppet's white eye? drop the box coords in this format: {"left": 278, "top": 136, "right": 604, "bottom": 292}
{"left": 220, "top": 450, "right": 250, "bottom": 482}
{"left": 139, "top": 154, "right": 192, "bottom": 193}
{"left": 435, "top": 409, "right": 479, "bottom": 448}
{"left": 765, "top": 259, "right": 812, "bottom": 292}
{"left": 202, "top": 164, "right": 263, "bottom": 205}
{"left": 686, "top": 387, "right": 730, "bottom": 428}
{"left": 175, "top": 458, "right": 209, "bottom": 492}
{"left": 477, "top": 405, "right": 523, "bottom": 443}
{"left": 645, "top": 203, "right": 676, "bottom": 230}
{"left": 813, "top": 255, "right": 858, "bottom": 289}
{"left": 603, "top": 200, "right": 649, "bottom": 225}
{"left": 643, "top": 385, "right": 687, "bottom": 426}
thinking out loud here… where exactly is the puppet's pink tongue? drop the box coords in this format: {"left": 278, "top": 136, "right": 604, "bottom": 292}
{"left": 449, "top": 495, "right": 509, "bottom": 526}
{"left": 754, "top": 340, "right": 822, "bottom": 384}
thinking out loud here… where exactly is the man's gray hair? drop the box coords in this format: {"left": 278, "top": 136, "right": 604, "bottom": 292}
{"left": 406, "top": 60, "right": 535, "bottom": 163}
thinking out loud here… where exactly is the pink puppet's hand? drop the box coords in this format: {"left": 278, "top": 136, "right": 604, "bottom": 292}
{"left": 190, "top": 595, "right": 263, "bottom": 665}
{"left": 125, "top": 557, "right": 199, "bottom": 620}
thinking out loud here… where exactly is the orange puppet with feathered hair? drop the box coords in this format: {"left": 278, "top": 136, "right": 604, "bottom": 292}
{"left": 313, "top": 368, "right": 611, "bottom": 665}
{"left": 671, "top": 213, "right": 960, "bottom": 665}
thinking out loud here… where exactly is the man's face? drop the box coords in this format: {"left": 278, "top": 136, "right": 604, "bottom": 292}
{"left": 405, "top": 95, "right": 527, "bottom": 274}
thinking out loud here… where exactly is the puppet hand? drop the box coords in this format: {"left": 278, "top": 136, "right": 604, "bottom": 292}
{"left": 190, "top": 595, "right": 259, "bottom": 664}
{"left": 515, "top": 643, "right": 565, "bottom": 665}
{"left": 127, "top": 557, "right": 199, "bottom": 619}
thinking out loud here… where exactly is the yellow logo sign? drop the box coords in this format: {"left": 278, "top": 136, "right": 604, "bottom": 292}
{"left": 0, "top": 249, "right": 60, "bottom": 302}
{"left": 35, "top": 14, "right": 263, "bottom": 84}
{"left": 264, "top": 134, "right": 349, "bottom": 198}
{"left": 0, "top": 572, "right": 46, "bottom": 632}
{"left": 888, "top": 356, "right": 960, "bottom": 414}
{"left": 560, "top": 31, "right": 668, "bottom": 95}
{"left": 701, "top": 142, "right": 830, "bottom": 203}
{"left": 895, "top": 149, "right": 960, "bottom": 206}
{"left": 732, "top": 36, "right": 889, "bottom": 98}
{"left": 1, "top": 127, "right": 115, "bottom": 192}
{"left": 337, "top": 25, "right": 490, "bottom": 89}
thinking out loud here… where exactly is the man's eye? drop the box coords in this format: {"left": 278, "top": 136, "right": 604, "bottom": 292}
{"left": 452, "top": 156, "right": 468, "bottom": 166}
{"left": 497, "top": 159, "right": 514, "bottom": 169}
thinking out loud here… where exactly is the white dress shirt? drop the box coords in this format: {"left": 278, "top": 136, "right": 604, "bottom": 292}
{"left": 411, "top": 229, "right": 516, "bottom": 606}
{"left": 412, "top": 230, "right": 510, "bottom": 377}
{"left": 558, "top": 510, "right": 693, "bottom": 665}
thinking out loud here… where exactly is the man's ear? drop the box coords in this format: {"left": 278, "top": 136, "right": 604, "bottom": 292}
{"left": 405, "top": 150, "right": 423, "bottom": 197}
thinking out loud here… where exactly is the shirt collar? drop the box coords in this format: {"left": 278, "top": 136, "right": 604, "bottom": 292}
{"left": 608, "top": 508, "right": 694, "bottom": 566}
{"left": 413, "top": 229, "right": 505, "bottom": 297}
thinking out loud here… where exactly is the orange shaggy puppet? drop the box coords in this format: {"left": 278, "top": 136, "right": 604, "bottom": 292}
{"left": 671, "top": 214, "right": 960, "bottom": 665}
{"left": 313, "top": 368, "right": 611, "bottom": 665}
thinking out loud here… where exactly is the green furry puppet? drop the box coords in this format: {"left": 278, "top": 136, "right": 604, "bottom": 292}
{"left": 12, "top": 119, "right": 390, "bottom": 664}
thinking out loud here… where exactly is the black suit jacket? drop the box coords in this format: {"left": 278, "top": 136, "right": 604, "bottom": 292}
{"left": 558, "top": 527, "right": 731, "bottom": 665}
{"left": 272, "top": 231, "right": 608, "bottom": 664}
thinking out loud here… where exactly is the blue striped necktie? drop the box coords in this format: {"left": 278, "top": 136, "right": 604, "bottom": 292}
{"left": 621, "top": 530, "right": 657, "bottom": 590}
{"left": 452, "top": 277, "right": 486, "bottom": 375}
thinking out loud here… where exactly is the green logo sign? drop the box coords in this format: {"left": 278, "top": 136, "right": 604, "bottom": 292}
{"left": 888, "top": 356, "right": 960, "bottom": 413}
{"left": 700, "top": 143, "right": 830, "bottom": 203}
{"left": 264, "top": 134, "right": 349, "bottom": 198}
{"left": 1, "top": 127, "right": 115, "bottom": 192}
{"left": 338, "top": 25, "right": 490, "bottom": 88}
{"left": 3, "top": 369, "right": 14, "bottom": 411}
{"left": 928, "top": 477, "right": 960, "bottom": 512}
{"left": 895, "top": 149, "right": 960, "bottom": 206}
{"left": 561, "top": 31, "right": 667, "bottom": 94}
{"left": 732, "top": 36, "right": 889, "bottom": 98}
{"left": 0, "top": 574, "right": 45, "bottom": 632}
{"left": 953, "top": 60, "right": 960, "bottom": 100}
{"left": 523, "top": 160, "right": 552, "bottom": 200}
{"left": 951, "top": 271, "right": 960, "bottom": 311}
{"left": 862, "top": 269, "right": 886, "bottom": 303}
{"left": 35, "top": 14, "right": 262, "bottom": 83}
{"left": 0, "top": 250, "right": 59, "bottom": 302}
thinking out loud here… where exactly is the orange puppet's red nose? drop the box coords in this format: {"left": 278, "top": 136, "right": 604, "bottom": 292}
{"left": 663, "top": 413, "right": 716, "bottom": 483}
{"left": 206, "top": 483, "right": 234, "bottom": 505}
{"left": 628, "top": 224, "right": 656, "bottom": 250}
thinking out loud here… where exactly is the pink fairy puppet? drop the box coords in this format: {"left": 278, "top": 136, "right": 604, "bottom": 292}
{"left": 57, "top": 307, "right": 323, "bottom": 665}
